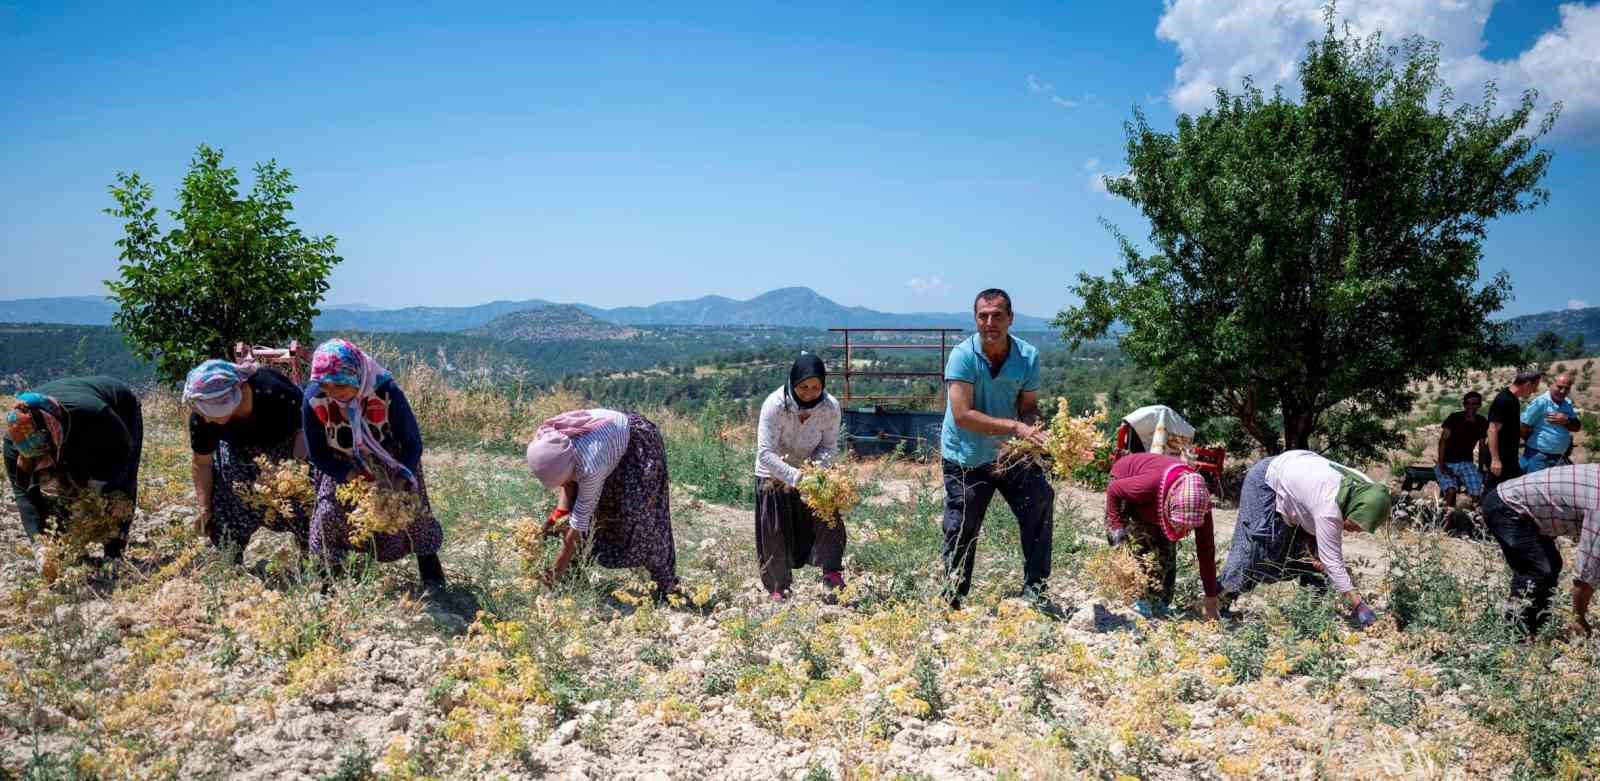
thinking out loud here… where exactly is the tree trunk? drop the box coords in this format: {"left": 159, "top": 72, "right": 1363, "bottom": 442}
{"left": 1282, "top": 406, "right": 1317, "bottom": 452}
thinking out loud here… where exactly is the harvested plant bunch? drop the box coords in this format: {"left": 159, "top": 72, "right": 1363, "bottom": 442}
{"left": 996, "top": 398, "right": 1110, "bottom": 480}
{"left": 60, "top": 490, "right": 133, "bottom": 554}
{"left": 336, "top": 479, "right": 420, "bottom": 546}
{"left": 510, "top": 516, "right": 546, "bottom": 572}
{"left": 797, "top": 462, "right": 859, "bottom": 526}
{"left": 1084, "top": 545, "right": 1155, "bottom": 605}
{"left": 242, "top": 455, "right": 315, "bottom": 525}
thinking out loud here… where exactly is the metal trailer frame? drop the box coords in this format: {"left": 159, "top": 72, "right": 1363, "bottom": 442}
{"left": 828, "top": 327, "right": 965, "bottom": 407}
{"left": 829, "top": 327, "right": 965, "bottom": 456}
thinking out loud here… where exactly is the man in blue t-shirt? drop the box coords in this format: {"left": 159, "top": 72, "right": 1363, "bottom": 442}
{"left": 939, "top": 288, "right": 1058, "bottom": 615}
{"left": 1520, "top": 372, "right": 1583, "bottom": 474}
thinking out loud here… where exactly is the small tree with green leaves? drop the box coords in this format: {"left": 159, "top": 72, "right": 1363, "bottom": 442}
{"left": 1056, "top": 19, "right": 1555, "bottom": 462}
{"left": 105, "top": 144, "right": 341, "bottom": 382}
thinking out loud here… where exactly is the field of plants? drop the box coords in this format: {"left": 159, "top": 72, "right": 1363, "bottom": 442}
{"left": 3, "top": 372, "right": 1599, "bottom": 781}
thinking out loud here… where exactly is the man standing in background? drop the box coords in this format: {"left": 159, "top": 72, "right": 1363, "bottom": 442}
{"left": 1521, "top": 372, "right": 1583, "bottom": 475}
{"left": 1488, "top": 371, "right": 1542, "bottom": 489}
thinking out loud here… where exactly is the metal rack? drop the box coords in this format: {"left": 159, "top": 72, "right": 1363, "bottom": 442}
{"left": 829, "top": 327, "right": 965, "bottom": 456}
{"left": 829, "top": 327, "right": 965, "bottom": 407}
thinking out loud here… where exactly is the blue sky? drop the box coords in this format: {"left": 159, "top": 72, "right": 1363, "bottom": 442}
{"left": 2, "top": 1, "right": 1595, "bottom": 319}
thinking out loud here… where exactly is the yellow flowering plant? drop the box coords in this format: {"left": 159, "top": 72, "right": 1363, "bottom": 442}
{"left": 336, "top": 478, "right": 420, "bottom": 546}
{"left": 796, "top": 461, "right": 859, "bottom": 526}
{"left": 240, "top": 455, "right": 315, "bottom": 525}
{"left": 996, "top": 398, "right": 1109, "bottom": 480}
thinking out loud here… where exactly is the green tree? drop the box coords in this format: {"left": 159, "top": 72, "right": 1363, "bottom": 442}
{"left": 1055, "top": 20, "right": 1555, "bottom": 462}
{"left": 1529, "top": 330, "right": 1565, "bottom": 363}
{"left": 105, "top": 144, "right": 341, "bottom": 382}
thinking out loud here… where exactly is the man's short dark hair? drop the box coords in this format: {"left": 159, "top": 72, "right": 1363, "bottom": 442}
{"left": 974, "top": 288, "right": 1012, "bottom": 314}
{"left": 1513, "top": 370, "right": 1543, "bottom": 386}
{"left": 1463, "top": 391, "right": 1482, "bottom": 404}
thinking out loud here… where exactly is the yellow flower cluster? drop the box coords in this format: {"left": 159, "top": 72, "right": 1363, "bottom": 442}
{"left": 996, "top": 398, "right": 1109, "bottom": 480}
{"left": 61, "top": 491, "right": 133, "bottom": 553}
{"left": 241, "top": 456, "right": 315, "bottom": 525}
{"left": 1083, "top": 545, "right": 1155, "bottom": 604}
{"left": 797, "top": 462, "right": 859, "bottom": 525}
{"left": 509, "top": 516, "right": 546, "bottom": 572}
{"left": 335, "top": 479, "right": 420, "bottom": 546}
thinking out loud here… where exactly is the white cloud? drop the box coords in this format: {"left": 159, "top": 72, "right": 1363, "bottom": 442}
{"left": 1155, "top": 1, "right": 1600, "bottom": 139}
{"left": 1026, "top": 74, "right": 1053, "bottom": 94}
{"left": 1084, "top": 157, "right": 1100, "bottom": 171}
{"left": 1570, "top": 298, "right": 1590, "bottom": 310}
{"left": 1090, "top": 173, "right": 1109, "bottom": 194}
{"left": 907, "top": 276, "right": 947, "bottom": 293}
{"left": 1051, "top": 95, "right": 1080, "bottom": 109}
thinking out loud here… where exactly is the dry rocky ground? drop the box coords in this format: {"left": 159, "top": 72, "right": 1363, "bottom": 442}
{"left": 3, "top": 397, "right": 1598, "bottom": 780}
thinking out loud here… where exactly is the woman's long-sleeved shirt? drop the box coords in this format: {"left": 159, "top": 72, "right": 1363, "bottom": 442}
{"left": 1104, "top": 452, "right": 1219, "bottom": 596}
{"left": 753, "top": 388, "right": 841, "bottom": 487}
{"left": 1265, "top": 450, "right": 1356, "bottom": 594}
{"left": 301, "top": 377, "right": 423, "bottom": 483}
{"left": 568, "top": 409, "right": 631, "bottom": 534}
{"left": 4, "top": 376, "right": 142, "bottom": 538}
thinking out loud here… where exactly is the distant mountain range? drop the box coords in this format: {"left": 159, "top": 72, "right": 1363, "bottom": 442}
{"left": 7, "top": 290, "right": 1593, "bottom": 345}
{"left": 0, "top": 287, "right": 1054, "bottom": 333}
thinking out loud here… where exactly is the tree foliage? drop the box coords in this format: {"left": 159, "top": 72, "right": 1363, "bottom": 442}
{"left": 105, "top": 144, "right": 341, "bottom": 383}
{"left": 1055, "top": 19, "right": 1557, "bottom": 463}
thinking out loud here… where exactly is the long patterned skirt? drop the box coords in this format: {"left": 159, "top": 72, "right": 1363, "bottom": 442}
{"left": 1219, "top": 457, "right": 1323, "bottom": 595}
{"left": 309, "top": 466, "right": 444, "bottom": 563}
{"left": 589, "top": 412, "right": 678, "bottom": 590}
{"left": 207, "top": 435, "right": 312, "bottom": 553}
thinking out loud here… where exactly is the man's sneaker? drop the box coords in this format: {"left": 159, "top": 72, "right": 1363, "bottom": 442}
{"left": 1132, "top": 598, "right": 1170, "bottom": 620}
{"left": 1021, "top": 585, "right": 1066, "bottom": 620}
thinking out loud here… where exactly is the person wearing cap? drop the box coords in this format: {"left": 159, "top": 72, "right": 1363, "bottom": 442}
{"left": 1519, "top": 372, "right": 1582, "bottom": 476}
{"left": 1481, "top": 464, "right": 1600, "bottom": 637}
{"left": 1103, "top": 452, "right": 1219, "bottom": 620}
{"left": 3, "top": 376, "right": 143, "bottom": 566}
{"left": 753, "top": 354, "right": 845, "bottom": 602}
{"left": 183, "top": 359, "right": 312, "bottom": 559}
{"left": 1219, "top": 450, "right": 1391, "bottom": 628}
{"left": 526, "top": 407, "right": 679, "bottom": 599}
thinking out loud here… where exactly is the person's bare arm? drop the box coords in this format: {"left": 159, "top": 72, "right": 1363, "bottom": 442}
{"left": 1017, "top": 390, "right": 1041, "bottom": 426}
{"left": 1574, "top": 580, "right": 1593, "bottom": 637}
{"left": 948, "top": 381, "right": 1040, "bottom": 442}
{"left": 1488, "top": 421, "right": 1503, "bottom": 475}
{"left": 191, "top": 454, "right": 214, "bottom": 536}
{"left": 1435, "top": 427, "right": 1450, "bottom": 468}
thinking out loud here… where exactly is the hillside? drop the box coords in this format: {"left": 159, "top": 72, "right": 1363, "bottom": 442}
{"left": 2, "top": 384, "right": 1594, "bottom": 780}
{"left": 1505, "top": 306, "right": 1600, "bottom": 346}
{"left": 465, "top": 306, "right": 638, "bottom": 342}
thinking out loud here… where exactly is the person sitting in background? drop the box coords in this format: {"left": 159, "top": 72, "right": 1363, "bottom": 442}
{"left": 1488, "top": 370, "right": 1541, "bottom": 488}
{"left": 1435, "top": 391, "right": 1489, "bottom": 508}
{"left": 302, "top": 339, "right": 446, "bottom": 590}
{"left": 1520, "top": 372, "right": 1582, "bottom": 475}
{"left": 1104, "top": 452, "right": 1219, "bottom": 620}
{"left": 1218, "top": 450, "right": 1391, "bottom": 628}
{"left": 4, "top": 376, "right": 143, "bottom": 568}
{"left": 184, "top": 359, "right": 312, "bottom": 560}
{"left": 1481, "top": 464, "right": 1599, "bottom": 638}
{"left": 754, "top": 354, "right": 845, "bottom": 602}
{"left": 526, "top": 407, "right": 679, "bottom": 600}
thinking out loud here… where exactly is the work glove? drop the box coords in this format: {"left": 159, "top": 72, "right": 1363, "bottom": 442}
{"left": 1352, "top": 603, "right": 1378, "bottom": 630}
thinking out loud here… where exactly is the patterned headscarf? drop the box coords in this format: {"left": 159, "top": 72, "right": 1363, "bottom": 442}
{"left": 183, "top": 359, "right": 255, "bottom": 418}
{"left": 310, "top": 339, "right": 413, "bottom": 487}
{"left": 525, "top": 409, "right": 612, "bottom": 489}
{"left": 5, "top": 392, "right": 65, "bottom": 469}
{"left": 1160, "top": 465, "right": 1212, "bottom": 541}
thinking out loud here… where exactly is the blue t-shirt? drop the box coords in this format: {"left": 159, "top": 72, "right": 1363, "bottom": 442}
{"left": 940, "top": 334, "right": 1042, "bottom": 467}
{"left": 1521, "top": 393, "right": 1577, "bottom": 455}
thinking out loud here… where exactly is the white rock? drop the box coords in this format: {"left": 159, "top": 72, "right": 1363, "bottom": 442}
{"left": 550, "top": 719, "right": 580, "bottom": 746}
{"left": 925, "top": 722, "right": 957, "bottom": 746}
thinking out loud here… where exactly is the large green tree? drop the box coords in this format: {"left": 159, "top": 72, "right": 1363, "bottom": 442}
{"left": 105, "top": 144, "right": 341, "bottom": 382}
{"left": 1056, "top": 23, "right": 1557, "bottom": 463}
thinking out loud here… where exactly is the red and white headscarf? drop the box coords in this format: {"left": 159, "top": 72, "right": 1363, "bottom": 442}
{"left": 525, "top": 410, "right": 612, "bottom": 489}
{"left": 1159, "top": 464, "right": 1212, "bottom": 541}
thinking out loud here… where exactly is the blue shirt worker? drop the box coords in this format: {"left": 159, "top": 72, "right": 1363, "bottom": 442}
{"left": 939, "top": 288, "right": 1059, "bottom": 615}
{"left": 1521, "top": 372, "right": 1583, "bottom": 474}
